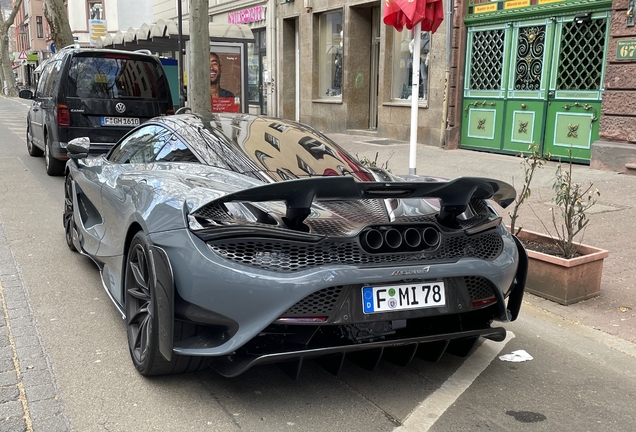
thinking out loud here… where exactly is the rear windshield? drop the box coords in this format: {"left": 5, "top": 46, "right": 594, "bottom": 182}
{"left": 66, "top": 54, "right": 169, "bottom": 100}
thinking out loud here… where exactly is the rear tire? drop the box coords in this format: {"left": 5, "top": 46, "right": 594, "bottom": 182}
{"left": 44, "top": 134, "right": 65, "bottom": 176}
{"left": 125, "top": 231, "right": 206, "bottom": 375}
{"left": 26, "top": 123, "right": 43, "bottom": 157}
{"left": 63, "top": 174, "right": 77, "bottom": 252}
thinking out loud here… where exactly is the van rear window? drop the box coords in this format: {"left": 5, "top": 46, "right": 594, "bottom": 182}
{"left": 67, "top": 56, "right": 168, "bottom": 100}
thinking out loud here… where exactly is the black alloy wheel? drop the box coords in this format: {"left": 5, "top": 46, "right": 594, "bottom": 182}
{"left": 124, "top": 232, "right": 207, "bottom": 376}
{"left": 44, "top": 133, "right": 65, "bottom": 176}
{"left": 63, "top": 175, "right": 77, "bottom": 252}
{"left": 26, "top": 123, "right": 43, "bottom": 157}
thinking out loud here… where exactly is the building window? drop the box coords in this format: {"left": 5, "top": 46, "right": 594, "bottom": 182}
{"left": 392, "top": 29, "right": 430, "bottom": 103}
{"left": 318, "top": 11, "right": 343, "bottom": 99}
{"left": 36, "top": 16, "right": 44, "bottom": 39}
{"left": 88, "top": 1, "right": 103, "bottom": 20}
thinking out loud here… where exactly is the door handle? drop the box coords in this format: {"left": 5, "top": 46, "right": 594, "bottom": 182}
{"left": 548, "top": 91, "right": 555, "bottom": 99}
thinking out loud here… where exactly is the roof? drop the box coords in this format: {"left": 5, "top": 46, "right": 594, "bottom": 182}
{"left": 93, "top": 19, "right": 254, "bottom": 52}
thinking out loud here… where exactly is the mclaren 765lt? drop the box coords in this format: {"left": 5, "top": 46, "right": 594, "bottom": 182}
{"left": 62, "top": 113, "right": 527, "bottom": 377}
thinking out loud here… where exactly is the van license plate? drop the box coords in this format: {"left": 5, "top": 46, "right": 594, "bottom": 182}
{"left": 362, "top": 282, "right": 445, "bottom": 314}
{"left": 101, "top": 117, "right": 140, "bottom": 127}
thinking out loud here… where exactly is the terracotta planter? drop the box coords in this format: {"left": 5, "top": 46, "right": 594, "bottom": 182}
{"left": 515, "top": 229, "right": 609, "bottom": 305}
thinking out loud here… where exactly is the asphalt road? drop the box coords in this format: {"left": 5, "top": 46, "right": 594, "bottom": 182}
{"left": 0, "top": 96, "right": 634, "bottom": 431}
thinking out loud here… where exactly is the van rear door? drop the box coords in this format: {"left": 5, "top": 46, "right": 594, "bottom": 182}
{"left": 62, "top": 52, "right": 172, "bottom": 152}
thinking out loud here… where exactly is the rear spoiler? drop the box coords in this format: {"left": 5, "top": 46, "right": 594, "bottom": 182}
{"left": 191, "top": 176, "right": 515, "bottom": 229}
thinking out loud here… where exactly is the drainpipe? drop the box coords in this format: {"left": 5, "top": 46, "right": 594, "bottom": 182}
{"left": 177, "top": 0, "right": 185, "bottom": 109}
{"left": 440, "top": 0, "right": 454, "bottom": 148}
{"left": 268, "top": 0, "right": 278, "bottom": 117}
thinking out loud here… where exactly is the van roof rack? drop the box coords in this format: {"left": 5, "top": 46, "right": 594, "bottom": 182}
{"left": 133, "top": 49, "right": 153, "bottom": 55}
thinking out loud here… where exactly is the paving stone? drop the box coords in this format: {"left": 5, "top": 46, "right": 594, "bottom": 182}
{"left": 26, "top": 398, "right": 62, "bottom": 419}
{"left": 5, "top": 301, "right": 29, "bottom": 311}
{"left": 18, "top": 357, "right": 48, "bottom": 373}
{"left": 25, "top": 384, "right": 57, "bottom": 403}
{"left": 6, "top": 317, "right": 33, "bottom": 329}
{"left": 31, "top": 415, "right": 70, "bottom": 432}
{"left": 0, "top": 417, "right": 26, "bottom": 432}
{"left": 0, "top": 347, "right": 13, "bottom": 360}
{"left": 13, "top": 336, "right": 40, "bottom": 349}
{"left": 0, "top": 371, "right": 18, "bottom": 387}
{"left": 0, "top": 358, "right": 14, "bottom": 374}
{"left": 0, "top": 385, "right": 19, "bottom": 403}
{"left": 14, "top": 346, "right": 43, "bottom": 362}
{"left": 0, "top": 400, "right": 23, "bottom": 419}
{"left": 20, "top": 369, "right": 51, "bottom": 388}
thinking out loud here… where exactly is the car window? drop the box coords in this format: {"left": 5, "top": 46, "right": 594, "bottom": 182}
{"left": 66, "top": 54, "right": 169, "bottom": 100}
{"left": 154, "top": 135, "right": 200, "bottom": 163}
{"left": 107, "top": 125, "right": 171, "bottom": 164}
{"left": 42, "top": 60, "right": 62, "bottom": 97}
{"left": 36, "top": 60, "right": 56, "bottom": 98}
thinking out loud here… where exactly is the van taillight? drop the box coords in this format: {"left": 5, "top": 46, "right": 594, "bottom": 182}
{"left": 166, "top": 109, "right": 174, "bottom": 115}
{"left": 57, "top": 104, "right": 70, "bottom": 126}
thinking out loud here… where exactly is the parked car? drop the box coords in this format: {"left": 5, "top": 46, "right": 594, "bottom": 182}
{"left": 20, "top": 46, "right": 174, "bottom": 176}
{"left": 63, "top": 113, "right": 527, "bottom": 377}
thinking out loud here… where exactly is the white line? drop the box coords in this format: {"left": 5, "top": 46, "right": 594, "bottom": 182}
{"left": 393, "top": 331, "right": 515, "bottom": 432}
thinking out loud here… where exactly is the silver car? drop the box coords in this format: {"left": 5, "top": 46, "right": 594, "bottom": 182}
{"left": 63, "top": 113, "right": 527, "bottom": 377}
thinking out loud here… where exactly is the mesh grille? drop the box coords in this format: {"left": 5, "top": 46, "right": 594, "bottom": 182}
{"left": 514, "top": 26, "right": 546, "bottom": 91}
{"left": 464, "top": 276, "right": 496, "bottom": 301}
{"left": 470, "top": 29, "right": 505, "bottom": 90}
{"left": 318, "top": 200, "right": 388, "bottom": 224}
{"left": 208, "top": 231, "right": 503, "bottom": 272}
{"left": 194, "top": 202, "right": 230, "bottom": 220}
{"left": 282, "top": 286, "right": 345, "bottom": 316}
{"left": 557, "top": 19, "right": 607, "bottom": 91}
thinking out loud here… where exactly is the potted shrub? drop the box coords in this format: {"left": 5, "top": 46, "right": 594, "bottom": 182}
{"left": 509, "top": 147, "right": 608, "bottom": 305}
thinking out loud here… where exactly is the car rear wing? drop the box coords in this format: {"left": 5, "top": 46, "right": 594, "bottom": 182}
{"left": 190, "top": 176, "right": 515, "bottom": 230}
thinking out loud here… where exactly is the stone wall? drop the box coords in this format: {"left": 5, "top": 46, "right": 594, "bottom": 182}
{"left": 591, "top": 0, "right": 636, "bottom": 171}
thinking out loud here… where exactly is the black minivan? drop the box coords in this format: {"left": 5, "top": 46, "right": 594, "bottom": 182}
{"left": 20, "top": 46, "right": 174, "bottom": 176}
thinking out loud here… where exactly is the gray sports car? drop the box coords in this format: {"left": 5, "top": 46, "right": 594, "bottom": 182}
{"left": 63, "top": 113, "right": 527, "bottom": 377}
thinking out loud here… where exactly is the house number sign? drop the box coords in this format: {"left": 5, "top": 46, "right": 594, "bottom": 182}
{"left": 617, "top": 40, "right": 636, "bottom": 60}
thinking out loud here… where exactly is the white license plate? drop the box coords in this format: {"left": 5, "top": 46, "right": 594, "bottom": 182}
{"left": 101, "top": 117, "right": 140, "bottom": 127}
{"left": 362, "top": 282, "right": 446, "bottom": 314}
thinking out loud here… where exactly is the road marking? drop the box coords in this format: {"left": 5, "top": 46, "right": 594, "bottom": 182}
{"left": 394, "top": 332, "right": 515, "bottom": 432}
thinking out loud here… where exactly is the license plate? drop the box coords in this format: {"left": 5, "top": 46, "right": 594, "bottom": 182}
{"left": 101, "top": 117, "right": 140, "bottom": 127}
{"left": 362, "top": 282, "right": 446, "bottom": 314}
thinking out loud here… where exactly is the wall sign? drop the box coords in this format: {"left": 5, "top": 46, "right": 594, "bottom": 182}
{"left": 228, "top": 6, "right": 266, "bottom": 25}
{"left": 617, "top": 39, "right": 636, "bottom": 60}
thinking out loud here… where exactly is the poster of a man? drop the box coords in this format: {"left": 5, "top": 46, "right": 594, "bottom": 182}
{"left": 209, "top": 51, "right": 241, "bottom": 113}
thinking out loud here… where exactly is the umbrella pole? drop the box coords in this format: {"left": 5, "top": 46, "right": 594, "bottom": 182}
{"left": 409, "top": 21, "right": 422, "bottom": 175}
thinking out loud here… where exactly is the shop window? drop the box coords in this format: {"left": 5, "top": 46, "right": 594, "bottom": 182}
{"left": 36, "top": 16, "right": 44, "bottom": 39}
{"left": 391, "top": 29, "right": 430, "bottom": 103}
{"left": 318, "top": 11, "right": 343, "bottom": 100}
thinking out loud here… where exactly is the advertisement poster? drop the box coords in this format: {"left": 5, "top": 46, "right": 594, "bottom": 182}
{"left": 209, "top": 47, "right": 242, "bottom": 113}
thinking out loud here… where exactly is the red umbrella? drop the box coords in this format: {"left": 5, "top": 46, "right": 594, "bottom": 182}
{"left": 383, "top": 0, "right": 444, "bottom": 34}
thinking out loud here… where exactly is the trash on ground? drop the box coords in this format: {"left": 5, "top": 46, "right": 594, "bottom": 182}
{"left": 499, "top": 349, "right": 533, "bottom": 362}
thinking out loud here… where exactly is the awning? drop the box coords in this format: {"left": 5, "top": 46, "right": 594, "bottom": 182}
{"left": 93, "top": 19, "right": 254, "bottom": 52}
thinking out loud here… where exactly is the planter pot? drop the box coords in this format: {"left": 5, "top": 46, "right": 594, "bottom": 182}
{"left": 515, "top": 229, "right": 608, "bottom": 305}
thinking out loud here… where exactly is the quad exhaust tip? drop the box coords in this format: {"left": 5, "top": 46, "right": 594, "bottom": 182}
{"left": 361, "top": 225, "right": 441, "bottom": 252}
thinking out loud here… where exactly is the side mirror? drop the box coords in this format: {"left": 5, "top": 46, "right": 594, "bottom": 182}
{"left": 19, "top": 89, "right": 34, "bottom": 100}
{"left": 67, "top": 137, "right": 90, "bottom": 159}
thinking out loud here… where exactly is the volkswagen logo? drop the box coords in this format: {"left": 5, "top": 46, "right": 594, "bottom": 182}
{"left": 115, "top": 102, "right": 126, "bottom": 114}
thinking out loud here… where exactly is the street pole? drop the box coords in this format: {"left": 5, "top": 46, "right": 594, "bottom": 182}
{"left": 409, "top": 21, "right": 421, "bottom": 175}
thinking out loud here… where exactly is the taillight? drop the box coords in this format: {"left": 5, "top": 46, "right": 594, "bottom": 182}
{"left": 166, "top": 109, "right": 174, "bottom": 115}
{"left": 57, "top": 104, "right": 70, "bottom": 126}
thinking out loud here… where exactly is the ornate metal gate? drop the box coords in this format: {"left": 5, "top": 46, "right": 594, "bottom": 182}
{"left": 461, "top": 11, "right": 610, "bottom": 163}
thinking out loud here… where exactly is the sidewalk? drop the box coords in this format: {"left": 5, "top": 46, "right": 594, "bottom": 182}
{"left": 327, "top": 133, "right": 636, "bottom": 345}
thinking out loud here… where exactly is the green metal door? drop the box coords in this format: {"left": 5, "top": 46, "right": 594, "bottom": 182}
{"left": 543, "top": 14, "right": 609, "bottom": 162}
{"left": 461, "top": 24, "right": 510, "bottom": 151}
{"left": 461, "top": 12, "right": 610, "bottom": 163}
